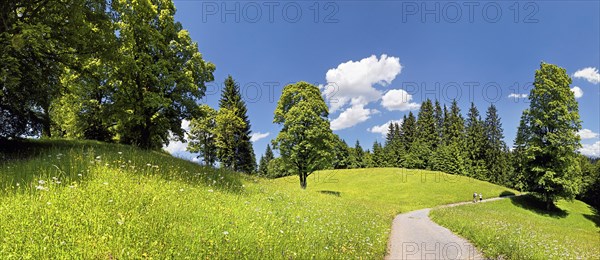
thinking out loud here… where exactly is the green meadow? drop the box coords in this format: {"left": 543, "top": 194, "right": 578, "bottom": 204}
{"left": 430, "top": 195, "right": 600, "bottom": 260}
{"left": 0, "top": 140, "right": 597, "bottom": 258}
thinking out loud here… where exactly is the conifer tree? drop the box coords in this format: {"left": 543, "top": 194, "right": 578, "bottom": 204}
{"left": 465, "top": 102, "right": 487, "bottom": 179}
{"left": 258, "top": 144, "right": 274, "bottom": 176}
{"left": 483, "top": 104, "right": 510, "bottom": 184}
{"left": 219, "top": 76, "right": 257, "bottom": 173}
{"left": 401, "top": 112, "right": 417, "bottom": 151}
{"left": 414, "top": 99, "right": 436, "bottom": 169}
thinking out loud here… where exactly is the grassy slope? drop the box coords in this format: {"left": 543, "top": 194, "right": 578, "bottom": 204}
{"left": 274, "top": 168, "right": 517, "bottom": 216}
{"left": 430, "top": 195, "right": 600, "bottom": 259}
{"left": 3, "top": 139, "right": 588, "bottom": 259}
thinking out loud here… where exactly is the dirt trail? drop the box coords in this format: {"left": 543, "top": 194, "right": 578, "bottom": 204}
{"left": 385, "top": 196, "right": 516, "bottom": 260}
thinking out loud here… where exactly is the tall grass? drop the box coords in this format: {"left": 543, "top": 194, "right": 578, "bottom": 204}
{"left": 430, "top": 195, "right": 600, "bottom": 259}
{"left": 4, "top": 139, "right": 584, "bottom": 259}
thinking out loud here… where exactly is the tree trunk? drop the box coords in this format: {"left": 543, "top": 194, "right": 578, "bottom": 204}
{"left": 299, "top": 172, "right": 307, "bottom": 189}
{"left": 41, "top": 112, "right": 51, "bottom": 138}
{"left": 545, "top": 193, "right": 552, "bottom": 211}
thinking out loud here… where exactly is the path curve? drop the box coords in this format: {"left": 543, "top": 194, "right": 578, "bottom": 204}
{"left": 385, "top": 196, "right": 516, "bottom": 260}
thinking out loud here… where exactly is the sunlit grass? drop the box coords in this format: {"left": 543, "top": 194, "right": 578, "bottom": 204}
{"left": 430, "top": 195, "right": 600, "bottom": 259}
{"left": 4, "top": 139, "right": 580, "bottom": 259}
{"left": 274, "top": 168, "right": 519, "bottom": 215}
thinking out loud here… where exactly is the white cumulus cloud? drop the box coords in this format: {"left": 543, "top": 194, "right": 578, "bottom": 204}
{"left": 579, "top": 141, "right": 600, "bottom": 158}
{"left": 570, "top": 86, "right": 583, "bottom": 99}
{"left": 321, "top": 54, "right": 402, "bottom": 113}
{"left": 578, "top": 129, "right": 599, "bottom": 139}
{"left": 250, "top": 132, "right": 270, "bottom": 142}
{"left": 508, "top": 93, "right": 528, "bottom": 99}
{"left": 330, "top": 105, "right": 379, "bottom": 131}
{"left": 381, "top": 89, "right": 420, "bottom": 111}
{"left": 573, "top": 67, "right": 600, "bottom": 84}
{"left": 368, "top": 119, "right": 403, "bottom": 137}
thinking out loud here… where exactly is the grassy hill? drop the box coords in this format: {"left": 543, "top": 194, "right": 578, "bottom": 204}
{"left": 430, "top": 195, "right": 600, "bottom": 259}
{"left": 1, "top": 139, "right": 596, "bottom": 258}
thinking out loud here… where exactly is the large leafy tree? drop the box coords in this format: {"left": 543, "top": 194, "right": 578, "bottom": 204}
{"left": 218, "top": 76, "right": 256, "bottom": 173}
{"left": 187, "top": 105, "right": 218, "bottom": 166}
{"left": 111, "top": 0, "right": 215, "bottom": 149}
{"left": 0, "top": 0, "right": 113, "bottom": 138}
{"left": 272, "top": 82, "right": 335, "bottom": 189}
{"left": 518, "top": 62, "right": 582, "bottom": 209}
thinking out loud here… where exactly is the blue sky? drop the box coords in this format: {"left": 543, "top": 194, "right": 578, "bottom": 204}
{"left": 165, "top": 1, "right": 600, "bottom": 160}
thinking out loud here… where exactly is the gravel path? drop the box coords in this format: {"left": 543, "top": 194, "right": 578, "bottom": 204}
{"left": 385, "top": 196, "right": 516, "bottom": 260}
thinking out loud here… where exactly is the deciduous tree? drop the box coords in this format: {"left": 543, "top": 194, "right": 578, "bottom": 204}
{"left": 272, "top": 82, "right": 335, "bottom": 189}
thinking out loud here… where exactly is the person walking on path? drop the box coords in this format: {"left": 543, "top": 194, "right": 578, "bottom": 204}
{"left": 473, "top": 192, "right": 477, "bottom": 203}
{"left": 479, "top": 193, "right": 483, "bottom": 202}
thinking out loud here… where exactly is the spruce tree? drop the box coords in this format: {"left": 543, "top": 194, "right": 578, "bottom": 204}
{"left": 353, "top": 140, "right": 365, "bottom": 168}
{"left": 384, "top": 121, "right": 404, "bottom": 167}
{"left": 258, "top": 144, "right": 274, "bottom": 176}
{"left": 439, "top": 100, "right": 467, "bottom": 175}
{"left": 465, "top": 102, "right": 487, "bottom": 179}
{"left": 483, "top": 104, "right": 510, "bottom": 185}
{"left": 401, "top": 112, "right": 417, "bottom": 151}
{"left": 434, "top": 100, "right": 444, "bottom": 145}
{"left": 219, "top": 76, "right": 256, "bottom": 173}
{"left": 415, "top": 99, "right": 436, "bottom": 169}
{"left": 372, "top": 141, "right": 385, "bottom": 167}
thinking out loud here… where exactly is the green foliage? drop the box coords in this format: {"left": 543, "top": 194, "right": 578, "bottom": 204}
{"left": 218, "top": 76, "right": 256, "bottom": 173}
{"left": 465, "top": 102, "right": 487, "bottom": 179}
{"left": 517, "top": 62, "right": 583, "bottom": 208}
{"left": 400, "top": 112, "right": 417, "bottom": 152}
{"left": 0, "top": 0, "right": 113, "bottom": 138}
{"left": 349, "top": 140, "right": 365, "bottom": 169}
{"left": 331, "top": 135, "right": 351, "bottom": 169}
{"left": 110, "top": 0, "right": 215, "bottom": 149}
{"left": 384, "top": 122, "right": 404, "bottom": 167}
{"left": 258, "top": 144, "right": 274, "bottom": 176}
{"left": 431, "top": 195, "right": 600, "bottom": 259}
{"left": 187, "top": 105, "right": 218, "bottom": 166}
{"left": 272, "top": 82, "right": 335, "bottom": 189}
{"left": 371, "top": 141, "right": 386, "bottom": 167}
{"left": 50, "top": 60, "right": 116, "bottom": 142}
{"left": 214, "top": 107, "right": 246, "bottom": 170}
{"left": 265, "top": 157, "right": 291, "bottom": 178}
{"left": 578, "top": 157, "right": 600, "bottom": 209}
{"left": 483, "top": 104, "right": 512, "bottom": 185}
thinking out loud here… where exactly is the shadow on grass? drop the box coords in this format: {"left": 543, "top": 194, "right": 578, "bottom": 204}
{"left": 509, "top": 194, "right": 568, "bottom": 218}
{"left": 583, "top": 206, "right": 600, "bottom": 229}
{"left": 319, "top": 190, "right": 341, "bottom": 197}
{"left": 499, "top": 190, "right": 516, "bottom": 197}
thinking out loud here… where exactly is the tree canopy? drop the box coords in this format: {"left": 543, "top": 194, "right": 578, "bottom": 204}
{"left": 272, "top": 82, "right": 335, "bottom": 189}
